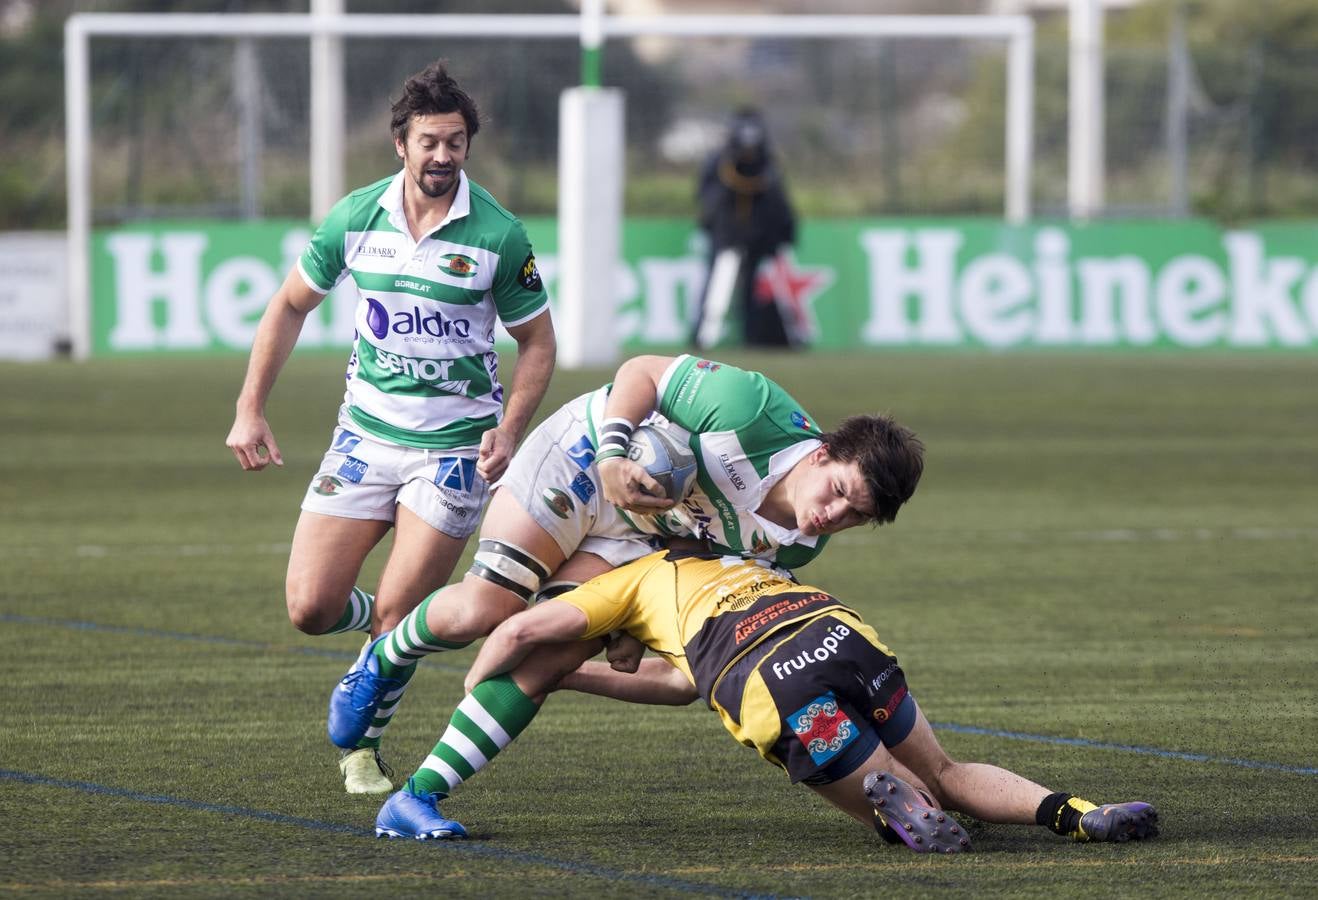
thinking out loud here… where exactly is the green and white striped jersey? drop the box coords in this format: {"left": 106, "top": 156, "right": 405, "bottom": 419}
{"left": 298, "top": 170, "right": 550, "bottom": 449}
{"left": 586, "top": 355, "right": 830, "bottom": 569}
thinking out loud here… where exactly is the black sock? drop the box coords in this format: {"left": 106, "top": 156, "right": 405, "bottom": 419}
{"left": 1035, "top": 792, "right": 1084, "bottom": 836}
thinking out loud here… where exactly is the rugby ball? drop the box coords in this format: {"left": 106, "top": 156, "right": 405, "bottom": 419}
{"left": 626, "top": 425, "right": 698, "bottom": 502}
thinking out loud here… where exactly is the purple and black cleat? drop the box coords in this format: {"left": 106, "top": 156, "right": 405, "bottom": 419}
{"left": 863, "top": 770, "right": 972, "bottom": 854}
{"left": 1077, "top": 801, "right": 1160, "bottom": 842}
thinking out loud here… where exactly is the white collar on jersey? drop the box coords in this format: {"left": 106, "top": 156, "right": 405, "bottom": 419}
{"left": 379, "top": 169, "right": 472, "bottom": 238}
{"left": 749, "top": 438, "right": 823, "bottom": 548}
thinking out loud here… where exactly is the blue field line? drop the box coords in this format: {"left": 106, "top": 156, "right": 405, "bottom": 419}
{"left": 3, "top": 611, "right": 1313, "bottom": 778}
{"left": 0, "top": 769, "right": 788, "bottom": 899}
{"left": 933, "top": 722, "right": 1318, "bottom": 776}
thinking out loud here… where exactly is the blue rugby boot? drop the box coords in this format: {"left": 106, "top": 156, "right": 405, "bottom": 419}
{"left": 375, "top": 782, "right": 468, "bottom": 840}
{"left": 864, "top": 771, "right": 972, "bottom": 854}
{"left": 327, "top": 635, "right": 400, "bottom": 749}
{"left": 1076, "top": 801, "right": 1159, "bottom": 842}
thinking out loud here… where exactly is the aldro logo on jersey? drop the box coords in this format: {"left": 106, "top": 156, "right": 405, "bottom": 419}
{"left": 365, "top": 298, "right": 471, "bottom": 341}
{"left": 438, "top": 254, "right": 479, "bottom": 278}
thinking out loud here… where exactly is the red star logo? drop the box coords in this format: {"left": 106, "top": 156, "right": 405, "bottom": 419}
{"left": 752, "top": 250, "right": 833, "bottom": 342}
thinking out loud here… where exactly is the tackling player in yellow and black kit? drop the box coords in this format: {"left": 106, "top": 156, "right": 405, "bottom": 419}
{"left": 549, "top": 550, "right": 919, "bottom": 786}
{"left": 371, "top": 550, "right": 1161, "bottom": 852}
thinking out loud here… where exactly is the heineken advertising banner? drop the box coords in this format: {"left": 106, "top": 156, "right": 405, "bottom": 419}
{"left": 91, "top": 217, "right": 1318, "bottom": 354}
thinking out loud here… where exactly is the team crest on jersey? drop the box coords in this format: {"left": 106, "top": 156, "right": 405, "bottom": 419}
{"left": 790, "top": 410, "right": 813, "bottom": 430}
{"left": 749, "top": 533, "right": 771, "bottom": 555}
{"left": 695, "top": 359, "right": 721, "bottom": 371}
{"left": 789, "top": 692, "right": 858, "bottom": 766}
{"left": 312, "top": 475, "right": 344, "bottom": 496}
{"left": 542, "top": 487, "right": 573, "bottom": 519}
{"left": 434, "top": 456, "right": 477, "bottom": 493}
{"left": 438, "top": 253, "right": 479, "bottom": 278}
{"left": 518, "top": 253, "right": 544, "bottom": 291}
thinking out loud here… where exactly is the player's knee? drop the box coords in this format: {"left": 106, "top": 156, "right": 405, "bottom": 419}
{"left": 285, "top": 591, "right": 337, "bottom": 635}
{"left": 439, "top": 606, "right": 510, "bottom": 643}
{"left": 913, "top": 755, "right": 956, "bottom": 805}
{"left": 424, "top": 578, "right": 525, "bottom": 643}
{"left": 284, "top": 574, "right": 347, "bottom": 635}
{"left": 466, "top": 592, "right": 526, "bottom": 639}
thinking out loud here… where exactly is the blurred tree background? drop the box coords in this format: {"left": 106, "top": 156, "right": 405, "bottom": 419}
{"left": 2, "top": 0, "right": 1317, "bottom": 230}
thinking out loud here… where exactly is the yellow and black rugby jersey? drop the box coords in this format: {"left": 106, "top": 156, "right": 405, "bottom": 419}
{"left": 564, "top": 550, "right": 853, "bottom": 702}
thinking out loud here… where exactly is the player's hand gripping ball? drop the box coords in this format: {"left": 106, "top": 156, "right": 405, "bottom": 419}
{"left": 626, "top": 425, "right": 698, "bottom": 502}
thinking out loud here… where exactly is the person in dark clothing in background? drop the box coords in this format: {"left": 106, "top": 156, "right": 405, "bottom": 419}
{"left": 691, "top": 107, "right": 799, "bottom": 349}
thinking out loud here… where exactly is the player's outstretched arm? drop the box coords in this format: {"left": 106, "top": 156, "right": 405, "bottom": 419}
{"left": 463, "top": 599, "right": 589, "bottom": 693}
{"left": 226, "top": 267, "right": 324, "bottom": 471}
{"left": 558, "top": 657, "right": 699, "bottom": 706}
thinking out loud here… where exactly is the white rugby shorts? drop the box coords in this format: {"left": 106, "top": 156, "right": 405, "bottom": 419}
{"left": 495, "top": 394, "right": 657, "bottom": 568}
{"left": 300, "top": 408, "right": 489, "bottom": 539}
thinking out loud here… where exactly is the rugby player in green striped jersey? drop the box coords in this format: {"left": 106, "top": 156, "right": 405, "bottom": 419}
{"left": 226, "top": 61, "right": 556, "bottom": 794}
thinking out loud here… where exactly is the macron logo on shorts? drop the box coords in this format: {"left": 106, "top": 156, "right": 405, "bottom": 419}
{"left": 434, "top": 457, "right": 477, "bottom": 493}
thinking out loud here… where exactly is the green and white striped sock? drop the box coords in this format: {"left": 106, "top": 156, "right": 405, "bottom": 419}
{"left": 407, "top": 675, "right": 540, "bottom": 798}
{"left": 322, "top": 587, "right": 374, "bottom": 635}
{"left": 354, "top": 594, "right": 470, "bottom": 750}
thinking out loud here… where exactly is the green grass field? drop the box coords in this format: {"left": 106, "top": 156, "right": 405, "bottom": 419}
{"left": 2, "top": 349, "right": 1315, "bottom": 898}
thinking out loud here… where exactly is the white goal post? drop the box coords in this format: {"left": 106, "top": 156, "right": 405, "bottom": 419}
{"left": 64, "top": 10, "right": 1034, "bottom": 362}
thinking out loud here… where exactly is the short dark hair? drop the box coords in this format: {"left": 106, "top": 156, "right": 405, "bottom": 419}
{"left": 390, "top": 61, "right": 481, "bottom": 143}
{"left": 822, "top": 414, "right": 924, "bottom": 525}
